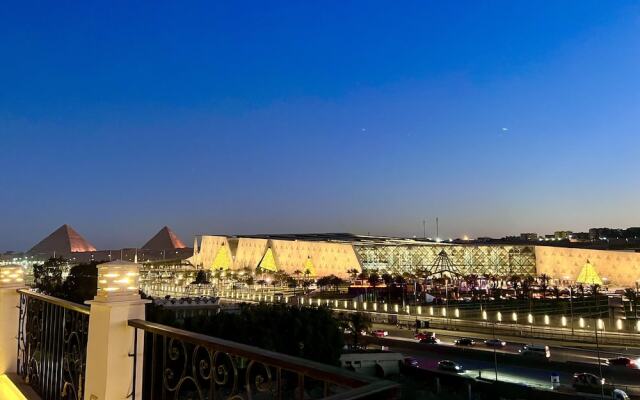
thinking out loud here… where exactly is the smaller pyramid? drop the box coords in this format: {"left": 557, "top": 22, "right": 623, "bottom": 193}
{"left": 576, "top": 260, "right": 603, "bottom": 286}
{"left": 29, "top": 224, "right": 96, "bottom": 254}
{"left": 142, "top": 226, "right": 187, "bottom": 250}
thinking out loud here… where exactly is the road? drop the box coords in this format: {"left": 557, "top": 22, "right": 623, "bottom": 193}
{"left": 367, "top": 323, "right": 640, "bottom": 397}
{"left": 372, "top": 323, "right": 640, "bottom": 365}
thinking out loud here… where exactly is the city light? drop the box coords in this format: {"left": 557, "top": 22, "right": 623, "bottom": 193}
{"left": 496, "top": 311, "right": 502, "bottom": 322}
{"left": 544, "top": 315, "right": 550, "bottom": 325}
{"left": 561, "top": 316, "right": 567, "bottom": 326}
{"left": 528, "top": 314, "right": 533, "bottom": 324}
{"left": 482, "top": 310, "right": 487, "bottom": 320}
{"left": 512, "top": 312, "right": 518, "bottom": 322}
{"left": 579, "top": 317, "right": 585, "bottom": 328}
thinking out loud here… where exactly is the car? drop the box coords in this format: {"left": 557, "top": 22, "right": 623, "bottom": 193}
{"left": 414, "top": 332, "right": 436, "bottom": 341}
{"left": 608, "top": 357, "right": 637, "bottom": 368}
{"left": 420, "top": 337, "right": 441, "bottom": 344}
{"left": 438, "top": 360, "right": 464, "bottom": 373}
{"left": 484, "top": 338, "right": 506, "bottom": 347}
{"left": 519, "top": 344, "right": 550, "bottom": 359}
{"left": 371, "top": 329, "right": 388, "bottom": 338}
{"left": 572, "top": 372, "right": 614, "bottom": 395}
{"left": 454, "top": 338, "right": 475, "bottom": 346}
{"left": 403, "top": 357, "right": 419, "bottom": 368}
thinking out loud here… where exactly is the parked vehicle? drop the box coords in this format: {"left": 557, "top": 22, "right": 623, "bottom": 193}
{"left": 454, "top": 337, "right": 475, "bottom": 346}
{"left": 519, "top": 344, "right": 550, "bottom": 359}
{"left": 438, "top": 360, "right": 464, "bottom": 373}
{"left": 484, "top": 338, "right": 506, "bottom": 347}
{"left": 420, "top": 336, "right": 441, "bottom": 344}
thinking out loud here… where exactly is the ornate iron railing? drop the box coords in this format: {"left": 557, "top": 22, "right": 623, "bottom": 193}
{"left": 129, "top": 319, "right": 399, "bottom": 400}
{"left": 17, "top": 289, "right": 90, "bottom": 400}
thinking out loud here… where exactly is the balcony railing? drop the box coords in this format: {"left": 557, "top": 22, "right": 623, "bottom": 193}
{"left": 128, "top": 319, "right": 399, "bottom": 400}
{"left": 17, "top": 289, "right": 90, "bottom": 400}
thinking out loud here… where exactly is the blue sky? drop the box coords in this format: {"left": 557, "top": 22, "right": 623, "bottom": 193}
{"left": 1, "top": 1, "right": 639, "bottom": 250}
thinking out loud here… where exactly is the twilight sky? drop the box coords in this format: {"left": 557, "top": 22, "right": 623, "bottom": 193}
{"left": 1, "top": 1, "right": 639, "bottom": 251}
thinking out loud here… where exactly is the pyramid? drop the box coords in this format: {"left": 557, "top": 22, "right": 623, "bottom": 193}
{"left": 576, "top": 260, "right": 603, "bottom": 286}
{"left": 29, "top": 224, "right": 96, "bottom": 254}
{"left": 142, "top": 226, "right": 187, "bottom": 250}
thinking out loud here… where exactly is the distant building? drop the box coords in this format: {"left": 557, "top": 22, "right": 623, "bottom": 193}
{"left": 554, "top": 231, "right": 572, "bottom": 240}
{"left": 520, "top": 233, "right": 538, "bottom": 241}
{"left": 569, "top": 232, "right": 590, "bottom": 242}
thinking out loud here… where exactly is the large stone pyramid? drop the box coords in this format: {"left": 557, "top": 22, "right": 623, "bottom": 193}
{"left": 29, "top": 224, "right": 96, "bottom": 254}
{"left": 142, "top": 226, "right": 186, "bottom": 250}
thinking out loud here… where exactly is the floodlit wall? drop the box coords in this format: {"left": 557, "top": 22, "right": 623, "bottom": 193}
{"left": 535, "top": 246, "right": 640, "bottom": 287}
{"left": 188, "top": 235, "right": 640, "bottom": 286}
{"left": 188, "top": 236, "right": 359, "bottom": 278}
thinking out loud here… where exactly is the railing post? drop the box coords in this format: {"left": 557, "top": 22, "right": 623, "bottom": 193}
{"left": 0, "top": 265, "right": 25, "bottom": 374}
{"left": 83, "top": 261, "right": 150, "bottom": 400}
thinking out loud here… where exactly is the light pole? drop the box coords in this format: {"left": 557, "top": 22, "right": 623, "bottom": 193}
{"left": 569, "top": 285, "right": 574, "bottom": 336}
{"left": 492, "top": 321, "right": 498, "bottom": 381}
{"left": 595, "top": 320, "right": 604, "bottom": 400}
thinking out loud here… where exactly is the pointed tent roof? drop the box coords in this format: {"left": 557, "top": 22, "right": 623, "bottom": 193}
{"left": 29, "top": 224, "right": 96, "bottom": 254}
{"left": 142, "top": 226, "right": 187, "bottom": 250}
{"left": 576, "top": 260, "right": 604, "bottom": 286}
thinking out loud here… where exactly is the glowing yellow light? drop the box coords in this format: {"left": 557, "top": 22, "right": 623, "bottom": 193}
{"left": 373, "top": 303, "right": 378, "bottom": 311}
{"left": 429, "top": 306, "right": 434, "bottom": 316}
{"left": 528, "top": 314, "right": 533, "bottom": 324}
{"left": 616, "top": 319, "right": 623, "bottom": 330}
{"left": 417, "top": 306, "right": 422, "bottom": 315}
{"left": 579, "top": 317, "right": 585, "bottom": 328}
{"left": 512, "top": 312, "right": 517, "bottom": 322}
{"left": 561, "top": 316, "right": 567, "bottom": 326}
{"left": 482, "top": 310, "right": 487, "bottom": 320}
{"left": 497, "top": 312, "right": 502, "bottom": 322}
{"left": 394, "top": 304, "right": 399, "bottom": 313}
{"left": 597, "top": 319, "right": 604, "bottom": 330}
{"left": 455, "top": 308, "right": 460, "bottom": 318}
{"left": 0, "top": 374, "right": 27, "bottom": 400}
{"left": 544, "top": 315, "right": 550, "bottom": 325}
{"left": 363, "top": 302, "right": 367, "bottom": 310}
{"left": 383, "top": 303, "right": 388, "bottom": 312}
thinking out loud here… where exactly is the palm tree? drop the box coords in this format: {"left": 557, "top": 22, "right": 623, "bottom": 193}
{"left": 381, "top": 273, "right": 393, "bottom": 302}
{"left": 368, "top": 273, "right": 380, "bottom": 301}
{"left": 347, "top": 268, "right": 359, "bottom": 283}
{"left": 538, "top": 274, "right": 550, "bottom": 299}
{"left": 292, "top": 269, "right": 303, "bottom": 294}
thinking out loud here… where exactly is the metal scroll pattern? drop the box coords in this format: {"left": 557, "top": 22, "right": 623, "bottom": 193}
{"left": 17, "top": 293, "right": 89, "bottom": 400}
{"left": 144, "top": 332, "right": 340, "bottom": 400}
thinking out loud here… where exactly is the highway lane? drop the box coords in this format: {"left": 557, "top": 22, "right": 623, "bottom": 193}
{"left": 371, "top": 322, "right": 640, "bottom": 366}
{"left": 363, "top": 332, "right": 640, "bottom": 398}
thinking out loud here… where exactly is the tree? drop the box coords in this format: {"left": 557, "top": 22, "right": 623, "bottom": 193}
{"left": 191, "top": 270, "right": 210, "bottom": 285}
{"left": 538, "top": 274, "right": 550, "bottom": 299}
{"left": 62, "top": 263, "right": 98, "bottom": 304}
{"left": 33, "top": 257, "right": 66, "bottom": 296}
{"left": 342, "top": 312, "right": 371, "bottom": 349}
{"left": 347, "top": 268, "right": 359, "bottom": 283}
{"left": 329, "top": 275, "right": 346, "bottom": 292}
{"left": 381, "top": 273, "right": 393, "bottom": 302}
{"left": 368, "top": 273, "right": 380, "bottom": 301}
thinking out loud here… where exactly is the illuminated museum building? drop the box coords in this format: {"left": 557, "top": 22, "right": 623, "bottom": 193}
{"left": 188, "top": 234, "right": 640, "bottom": 287}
